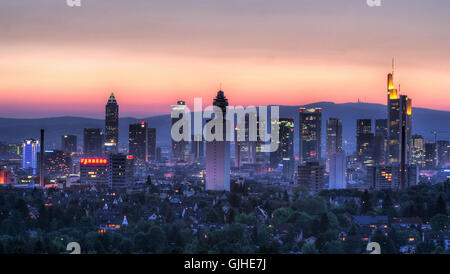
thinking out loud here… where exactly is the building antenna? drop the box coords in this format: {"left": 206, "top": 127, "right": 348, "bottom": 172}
{"left": 392, "top": 57, "right": 395, "bottom": 75}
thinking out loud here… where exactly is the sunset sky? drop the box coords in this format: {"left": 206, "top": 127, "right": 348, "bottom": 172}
{"left": 1, "top": 0, "right": 449, "bottom": 118}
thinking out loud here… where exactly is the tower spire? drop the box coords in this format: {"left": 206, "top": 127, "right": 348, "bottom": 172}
{"left": 392, "top": 57, "right": 395, "bottom": 75}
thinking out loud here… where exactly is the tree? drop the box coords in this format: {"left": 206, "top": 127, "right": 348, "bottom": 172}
{"left": 301, "top": 242, "right": 318, "bottom": 254}
{"left": 435, "top": 195, "right": 447, "bottom": 216}
{"left": 430, "top": 214, "right": 449, "bottom": 231}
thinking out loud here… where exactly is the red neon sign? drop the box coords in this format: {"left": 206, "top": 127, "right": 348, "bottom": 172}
{"left": 80, "top": 158, "right": 109, "bottom": 165}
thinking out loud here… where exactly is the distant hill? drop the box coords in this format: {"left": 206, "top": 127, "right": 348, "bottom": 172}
{"left": 0, "top": 102, "right": 449, "bottom": 154}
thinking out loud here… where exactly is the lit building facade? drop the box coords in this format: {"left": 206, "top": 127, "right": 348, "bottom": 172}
{"left": 411, "top": 135, "right": 425, "bottom": 168}
{"left": 129, "top": 122, "right": 148, "bottom": 163}
{"left": 22, "top": 139, "right": 40, "bottom": 175}
{"left": 270, "top": 118, "right": 295, "bottom": 179}
{"left": 206, "top": 90, "right": 231, "bottom": 191}
{"left": 299, "top": 108, "right": 322, "bottom": 164}
{"left": 105, "top": 93, "right": 119, "bottom": 154}
{"left": 171, "top": 101, "right": 190, "bottom": 163}
{"left": 326, "top": 118, "right": 343, "bottom": 171}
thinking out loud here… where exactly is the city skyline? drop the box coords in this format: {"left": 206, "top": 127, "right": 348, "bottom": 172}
{"left": 1, "top": 1, "right": 450, "bottom": 118}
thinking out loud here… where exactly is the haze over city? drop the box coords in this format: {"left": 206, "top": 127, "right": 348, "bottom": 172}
{"left": 1, "top": 0, "right": 450, "bottom": 118}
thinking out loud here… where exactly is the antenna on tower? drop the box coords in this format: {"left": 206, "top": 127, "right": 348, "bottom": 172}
{"left": 392, "top": 57, "right": 395, "bottom": 74}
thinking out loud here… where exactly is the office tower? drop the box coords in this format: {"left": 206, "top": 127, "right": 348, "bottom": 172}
{"left": 83, "top": 128, "right": 104, "bottom": 156}
{"left": 356, "top": 119, "right": 374, "bottom": 166}
{"left": 129, "top": 122, "right": 148, "bottom": 163}
{"left": 105, "top": 93, "right": 119, "bottom": 153}
{"left": 44, "top": 150, "right": 72, "bottom": 177}
{"left": 235, "top": 113, "right": 257, "bottom": 168}
{"left": 171, "top": 101, "right": 189, "bottom": 162}
{"left": 436, "top": 140, "right": 449, "bottom": 168}
{"left": 326, "top": 118, "right": 343, "bottom": 171}
{"left": 22, "top": 139, "right": 40, "bottom": 175}
{"left": 191, "top": 134, "right": 204, "bottom": 160}
{"left": 148, "top": 128, "right": 157, "bottom": 161}
{"left": 367, "top": 165, "right": 417, "bottom": 190}
{"left": 329, "top": 152, "right": 346, "bottom": 189}
{"left": 7, "top": 144, "right": 21, "bottom": 156}
{"left": 424, "top": 142, "right": 437, "bottom": 169}
{"left": 156, "top": 147, "right": 162, "bottom": 162}
{"left": 269, "top": 118, "right": 295, "bottom": 178}
{"left": 386, "top": 62, "right": 412, "bottom": 188}
{"left": 411, "top": 135, "right": 425, "bottom": 168}
{"left": 206, "top": 90, "right": 231, "bottom": 191}
{"left": 298, "top": 161, "right": 325, "bottom": 194}
{"left": 299, "top": 107, "right": 322, "bottom": 164}
{"left": 375, "top": 119, "right": 388, "bottom": 164}
{"left": 61, "top": 135, "right": 77, "bottom": 154}
{"left": 109, "top": 154, "right": 133, "bottom": 189}
{"left": 80, "top": 157, "right": 109, "bottom": 186}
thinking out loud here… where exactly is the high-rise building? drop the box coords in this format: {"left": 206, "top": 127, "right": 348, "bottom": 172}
{"left": 270, "top": 118, "right": 295, "bottom": 179}
{"left": 83, "top": 128, "right": 104, "bottom": 157}
{"left": 129, "top": 122, "right": 148, "bottom": 163}
{"left": 367, "top": 165, "right": 417, "bottom": 190}
{"left": 411, "top": 135, "right": 425, "bottom": 168}
{"left": 386, "top": 62, "right": 412, "bottom": 189}
{"left": 375, "top": 119, "right": 388, "bottom": 165}
{"left": 61, "top": 135, "right": 77, "bottom": 154}
{"left": 105, "top": 93, "right": 119, "bottom": 154}
{"left": 109, "top": 154, "right": 133, "bottom": 189}
{"left": 436, "top": 140, "right": 449, "bottom": 168}
{"left": 80, "top": 157, "right": 109, "bottom": 186}
{"left": 148, "top": 128, "right": 157, "bottom": 161}
{"left": 22, "top": 139, "right": 40, "bottom": 175}
{"left": 206, "top": 90, "right": 231, "bottom": 191}
{"left": 356, "top": 119, "right": 374, "bottom": 166}
{"left": 298, "top": 161, "right": 325, "bottom": 194}
{"left": 171, "top": 101, "right": 189, "bottom": 162}
{"left": 424, "top": 142, "right": 437, "bottom": 169}
{"left": 326, "top": 118, "right": 343, "bottom": 171}
{"left": 299, "top": 108, "right": 322, "bottom": 164}
{"left": 329, "top": 152, "right": 346, "bottom": 189}
{"left": 235, "top": 113, "right": 257, "bottom": 168}
{"left": 191, "top": 134, "right": 204, "bottom": 161}
{"left": 44, "top": 150, "right": 72, "bottom": 177}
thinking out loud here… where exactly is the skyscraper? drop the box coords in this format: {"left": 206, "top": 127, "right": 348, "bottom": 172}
{"left": 356, "top": 119, "right": 374, "bottom": 166}
{"left": 387, "top": 62, "right": 412, "bottom": 189}
{"left": 298, "top": 161, "right": 325, "bottom": 194}
{"left": 84, "top": 128, "right": 104, "bottom": 157}
{"left": 436, "top": 140, "right": 449, "bottom": 168}
{"left": 22, "top": 139, "right": 40, "bottom": 175}
{"left": 299, "top": 107, "right": 322, "bottom": 164}
{"left": 375, "top": 119, "right": 388, "bottom": 165}
{"left": 270, "top": 118, "right": 295, "bottom": 179}
{"left": 411, "top": 135, "right": 425, "bottom": 168}
{"left": 326, "top": 118, "right": 343, "bottom": 171}
{"left": 129, "top": 122, "right": 148, "bottom": 163}
{"left": 148, "top": 128, "right": 157, "bottom": 161}
{"left": 171, "top": 101, "right": 189, "bottom": 163}
{"left": 105, "top": 93, "right": 119, "bottom": 154}
{"left": 329, "top": 152, "right": 346, "bottom": 189}
{"left": 424, "top": 142, "right": 437, "bottom": 169}
{"left": 235, "top": 113, "right": 257, "bottom": 168}
{"left": 191, "top": 134, "right": 204, "bottom": 161}
{"left": 206, "top": 90, "right": 230, "bottom": 191}
{"left": 61, "top": 135, "right": 77, "bottom": 154}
